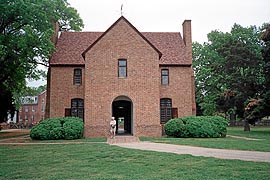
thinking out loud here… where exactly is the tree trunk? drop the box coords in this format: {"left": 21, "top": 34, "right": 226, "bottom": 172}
{"left": 244, "top": 120, "right": 250, "bottom": 131}
{"left": 229, "top": 112, "right": 236, "bottom": 126}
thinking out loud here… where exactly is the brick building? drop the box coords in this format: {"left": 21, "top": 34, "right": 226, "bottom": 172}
{"left": 19, "top": 91, "right": 46, "bottom": 127}
{"left": 46, "top": 16, "right": 196, "bottom": 138}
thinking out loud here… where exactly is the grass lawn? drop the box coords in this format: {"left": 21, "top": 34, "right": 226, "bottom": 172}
{"left": 1, "top": 143, "right": 270, "bottom": 180}
{"left": 141, "top": 127, "right": 270, "bottom": 152}
{"left": 227, "top": 127, "right": 270, "bottom": 139}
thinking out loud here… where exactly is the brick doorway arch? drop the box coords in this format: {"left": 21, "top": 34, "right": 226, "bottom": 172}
{"left": 112, "top": 96, "right": 133, "bottom": 135}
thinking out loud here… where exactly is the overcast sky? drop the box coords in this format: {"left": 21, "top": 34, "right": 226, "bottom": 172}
{"left": 68, "top": 0, "right": 269, "bottom": 43}
{"left": 28, "top": 0, "right": 269, "bottom": 87}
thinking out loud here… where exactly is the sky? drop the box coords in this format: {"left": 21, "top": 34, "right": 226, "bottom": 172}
{"left": 28, "top": 0, "right": 270, "bottom": 87}
{"left": 68, "top": 0, "right": 269, "bottom": 43}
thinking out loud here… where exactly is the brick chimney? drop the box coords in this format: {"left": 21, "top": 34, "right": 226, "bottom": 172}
{"left": 182, "top": 20, "right": 196, "bottom": 115}
{"left": 51, "top": 21, "right": 59, "bottom": 45}
{"left": 182, "top": 20, "right": 192, "bottom": 64}
{"left": 46, "top": 21, "right": 59, "bottom": 119}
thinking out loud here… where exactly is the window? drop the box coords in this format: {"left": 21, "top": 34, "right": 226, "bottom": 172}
{"left": 160, "top": 98, "right": 172, "bottom": 123}
{"left": 32, "top": 106, "right": 35, "bottom": 112}
{"left": 74, "top": 69, "right": 82, "bottom": 85}
{"left": 41, "top": 105, "right": 44, "bottom": 112}
{"left": 118, "top": 59, "right": 127, "bottom": 78}
{"left": 161, "top": 69, "right": 169, "bottom": 85}
{"left": 25, "top": 106, "right": 28, "bottom": 112}
{"left": 32, "top": 115, "right": 35, "bottom": 121}
{"left": 42, "top": 98, "right": 44, "bottom": 103}
{"left": 71, "top": 98, "right": 84, "bottom": 120}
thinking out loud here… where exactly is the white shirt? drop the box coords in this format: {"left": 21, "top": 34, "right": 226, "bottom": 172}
{"left": 110, "top": 120, "right": 116, "bottom": 127}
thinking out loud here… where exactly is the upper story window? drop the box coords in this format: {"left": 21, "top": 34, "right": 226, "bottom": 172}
{"left": 74, "top": 69, "right": 82, "bottom": 85}
{"left": 161, "top": 69, "right": 169, "bottom": 85}
{"left": 118, "top": 59, "right": 127, "bottom": 78}
{"left": 25, "top": 106, "right": 28, "bottom": 112}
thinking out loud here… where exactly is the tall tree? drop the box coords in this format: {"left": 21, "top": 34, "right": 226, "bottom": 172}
{"left": 244, "top": 24, "right": 270, "bottom": 128}
{"left": 192, "top": 42, "right": 225, "bottom": 115}
{"left": 0, "top": 0, "right": 84, "bottom": 122}
{"left": 193, "top": 23, "right": 266, "bottom": 127}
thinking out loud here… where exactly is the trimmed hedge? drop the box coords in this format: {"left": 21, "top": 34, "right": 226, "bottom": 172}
{"left": 30, "top": 117, "right": 84, "bottom": 140}
{"left": 165, "top": 116, "right": 227, "bottom": 138}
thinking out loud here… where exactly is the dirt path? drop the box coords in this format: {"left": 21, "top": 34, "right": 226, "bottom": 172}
{"left": 114, "top": 142, "right": 270, "bottom": 163}
{"left": 226, "top": 135, "right": 264, "bottom": 141}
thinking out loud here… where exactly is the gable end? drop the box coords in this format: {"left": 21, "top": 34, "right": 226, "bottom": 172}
{"left": 82, "top": 16, "right": 162, "bottom": 59}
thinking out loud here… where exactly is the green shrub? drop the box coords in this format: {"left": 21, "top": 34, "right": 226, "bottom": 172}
{"left": 165, "top": 116, "right": 227, "bottom": 138}
{"left": 30, "top": 117, "right": 84, "bottom": 140}
{"left": 63, "top": 118, "right": 84, "bottom": 140}
{"left": 164, "top": 118, "right": 188, "bottom": 137}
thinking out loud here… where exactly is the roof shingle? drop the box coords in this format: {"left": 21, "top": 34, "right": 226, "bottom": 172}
{"left": 50, "top": 31, "right": 190, "bottom": 66}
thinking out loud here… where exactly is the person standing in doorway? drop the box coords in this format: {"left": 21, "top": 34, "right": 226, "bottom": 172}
{"left": 110, "top": 117, "right": 116, "bottom": 138}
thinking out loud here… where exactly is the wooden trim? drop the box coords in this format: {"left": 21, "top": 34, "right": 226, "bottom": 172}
{"left": 65, "top": 108, "right": 71, "bottom": 117}
{"left": 172, "top": 108, "right": 178, "bottom": 118}
{"left": 50, "top": 64, "right": 85, "bottom": 67}
{"left": 159, "top": 64, "right": 191, "bottom": 67}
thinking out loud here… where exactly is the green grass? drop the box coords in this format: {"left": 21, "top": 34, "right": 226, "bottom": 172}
{"left": 227, "top": 127, "right": 270, "bottom": 139}
{"left": 0, "top": 143, "right": 269, "bottom": 180}
{"left": 141, "top": 127, "right": 270, "bottom": 152}
{"left": 31, "top": 137, "right": 107, "bottom": 143}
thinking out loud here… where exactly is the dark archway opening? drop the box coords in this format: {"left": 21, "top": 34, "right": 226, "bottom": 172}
{"left": 112, "top": 100, "right": 132, "bottom": 135}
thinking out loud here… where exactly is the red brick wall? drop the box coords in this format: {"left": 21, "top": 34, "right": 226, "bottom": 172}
{"left": 84, "top": 19, "right": 161, "bottom": 137}
{"left": 47, "top": 18, "right": 195, "bottom": 138}
{"left": 160, "top": 66, "right": 194, "bottom": 117}
{"left": 49, "top": 66, "right": 84, "bottom": 118}
{"left": 19, "top": 91, "right": 47, "bottom": 126}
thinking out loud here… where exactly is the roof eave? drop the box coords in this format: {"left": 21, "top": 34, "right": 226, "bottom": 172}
{"left": 159, "top": 63, "right": 191, "bottom": 67}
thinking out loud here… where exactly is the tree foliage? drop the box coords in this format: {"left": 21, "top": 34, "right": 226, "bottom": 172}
{"left": 0, "top": 0, "right": 84, "bottom": 122}
{"left": 24, "top": 85, "right": 47, "bottom": 96}
{"left": 193, "top": 23, "right": 270, "bottom": 124}
{"left": 244, "top": 24, "right": 270, "bottom": 124}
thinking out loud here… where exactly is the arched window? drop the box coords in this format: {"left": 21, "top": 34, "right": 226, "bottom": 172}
{"left": 71, "top": 98, "right": 84, "bottom": 119}
{"left": 160, "top": 98, "right": 172, "bottom": 123}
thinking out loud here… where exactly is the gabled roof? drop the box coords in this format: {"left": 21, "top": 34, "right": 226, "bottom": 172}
{"left": 142, "top": 32, "right": 187, "bottom": 65}
{"left": 82, "top": 16, "right": 162, "bottom": 59}
{"left": 50, "top": 32, "right": 102, "bottom": 65}
{"left": 50, "top": 17, "right": 191, "bottom": 66}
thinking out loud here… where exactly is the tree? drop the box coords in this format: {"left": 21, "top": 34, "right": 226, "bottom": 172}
{"left": 0, "top": 0, "right": 84, "bottom": 122}
{"left": 192, "top": 42, "right": 225, "bottom": 116}
{"left": 193, "top": 23, "right": 266, "bottom": 129}
{"left": 244, "top": 24, "right": 270, "bottom": 127}
{"left": 24, "top": 85, "right": 47, "bottom": 96}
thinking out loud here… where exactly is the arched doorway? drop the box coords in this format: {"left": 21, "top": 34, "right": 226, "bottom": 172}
{"left": 112, "top": 96, "right": 133, "bottom": 135}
